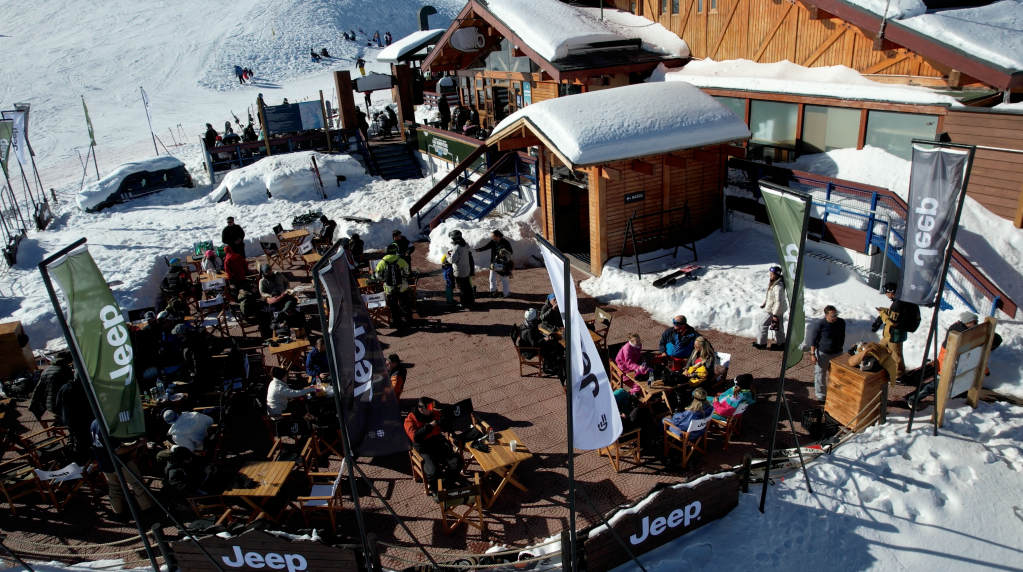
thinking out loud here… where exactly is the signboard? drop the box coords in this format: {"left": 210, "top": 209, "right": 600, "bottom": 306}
{"left": 523, "top": 82, "right": 532, "bottom": 106}
{"left": 935, "top": 316, "right": 998, "bottom": 426}
{"left": 824, "top": 202, "right": 841, "bottom": 215}
{"left": 416, "top": 128, "right": 485, "bottom": 169}
{"left": 263, "top": 102, "right": 325, "bottom": 135}
{"left": 624, "top": 191, "right": 645, "bottom": 204}
{"left": 354, "top": 73, "right": 395, "bottom": 93}
{"left": 584, "top": 472, "right": 740, "bottom": 572}
{"left": 172, "top": 530, "right": 358, "bottom": 572}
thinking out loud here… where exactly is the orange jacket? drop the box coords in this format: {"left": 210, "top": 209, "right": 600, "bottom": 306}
{"left": 404, "top": 407, "right": 441, "bottom": 444}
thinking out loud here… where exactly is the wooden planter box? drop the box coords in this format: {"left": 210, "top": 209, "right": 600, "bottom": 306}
{"left": 824, "top": 354, "right": 885, "bottom": 432}
{"left": 0, "top": 321, "right": 36, "bottom": 379}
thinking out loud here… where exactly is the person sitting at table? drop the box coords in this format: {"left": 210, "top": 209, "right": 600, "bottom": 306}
{"left": 165, "top": 409, "right": 215, "bottom": 453}
{"left": 201, "top": 249, "right": 223, "bottom": 273}
{"left": 238, "top": 289, "right": 272, "bottom": 338}
{"left": 223, "top": 245, "right": 248, "bottom": 288}
{"left": 259, "top": 263, "right": 294, "bottom": 310}
{"left": 711, "top": 374, "right": 756, "bottom": 422}
{"left": 539, "top": 294, "right": 562, "bottom": 330}
{"left": 266, "top": 367, "right": 316, "bottom": 417}
{"left": 161, "top": 258, "right": 192, "bottom": 298}
{"left": 164, "top": 446, "right": 216, "bottom": 498}
{"left": 349, "top": 233, "right": 365, "bottom": 265}
{"left": 306, "top": 338, "right": 330, "bottom": 380}
{"left": 615, "top": 333, "right": 651, "bottom": 381}
{"left": 172, "top": 323, "right": 207, "bottom": 382}
{"left": 667, "top": 388, "right": 714, "bottom": 438}
{"left": 387, "top": 354, "right": 407, "bottom": 400}
{"left": 404, "top": 397, "right": 463, "bottom": 496}
{"left": 163, "top": 291, "right": 191, "bottom": 319}
{"left": 517, "top": 309, "right": 547, "bottom": 360}
{"left": 276, "top": 300, "right": 308, "bottom": 335}
{"left": 653, "top": 315, "right": 700, "bottom": 373}
{"left": 375, "top": 243, "right": 413, "bottom": 329}
{"left": 677, "top": 336, "right": 718, "bottom": 388}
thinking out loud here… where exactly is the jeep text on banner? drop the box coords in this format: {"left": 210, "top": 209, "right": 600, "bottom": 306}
{"left": 899, "top": 144, "right": 970, "bottom": 306}
{"left": 171, "top": 530, "right": 358, "bottom": 572}
{"left": 0, "top": 119, "right": 12, "bottom": 176}
{"left": 759, "top": 183, "right": 811, "bottom": 369}
{"left": 48, "top": 246, "right": 144, "bottom": 438}
{"left": 319, "top": 248, "right": 408, "bottom": 456}
{"left": 539, "top": 243, "right": 621, "bottom": 451}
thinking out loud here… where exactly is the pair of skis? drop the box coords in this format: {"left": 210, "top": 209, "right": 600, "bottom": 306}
{"left": 747, "top": 445, "right": 825, "bottom": 484}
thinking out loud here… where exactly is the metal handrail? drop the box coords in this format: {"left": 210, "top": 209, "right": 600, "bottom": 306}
{"left": 429, "top": 152, "right": 515, "bottom": 230}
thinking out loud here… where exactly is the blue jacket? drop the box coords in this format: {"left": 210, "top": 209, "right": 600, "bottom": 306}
{"left": 305, "top": 347, "right": 329, "bottom": 378}
{"left": 442, "top": 263, "right": 455, "bottom": 288}
{"left": 659, "top": 325, "right": 699, "bottom": 359}
{"left": 668, "top": 405, "right": 713, "bottom": 438}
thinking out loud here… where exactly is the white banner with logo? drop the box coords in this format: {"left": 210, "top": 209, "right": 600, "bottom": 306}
{"left": 539, "top": 244, "right": 621, "bottom": 451}
{"left": 141, "top": 88, "right": 156, "bottom": 136}
{"left": 3, "top": 111, "right": 29, "bottom": 167}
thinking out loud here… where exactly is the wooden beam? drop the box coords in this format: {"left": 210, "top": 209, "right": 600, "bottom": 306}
{"left": 802, "top": 26, "right": 846, "bottom": 68}
{"left": 663, "top": 155, "right": 688, "bottom": 169}
{"left": 863, "top": 52, "right": 909, "bottom": 74}
{"left": 694, "top": 149, "right": 717, "bottom": 162}
{"left": 872, "top": 36, "right": 901, "bottom": 52}
{"left": 753, "top": 3, "right": 793, "bottom": 63}
{"left": 807, "top": 5, "right": 836, "bottom": 20}
{"left": 600, "top": 166, "right": 622, "bottom": 181}
{"left": 856, "top": 108, "right": 868, "bottom": 150}
{"left": 629, "top": 160, "right": 656, "bottom": 176}
{"left": 496, "top": 135, "right": 540, "bottom": 151}
{"left": 709, "top": 0, "right": 742, "bottom": 60}
{"left": 1013, "top": 182, "right": 1023, "bottom": 229}
{"left": 948, "top": 69, "right": 963, "bottom": 89}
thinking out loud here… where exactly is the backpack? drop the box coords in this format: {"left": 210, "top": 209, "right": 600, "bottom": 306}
{"left": 384, "top": 260, "right": 403, "bottom": 288}
{"left": 902, "top": 303, "right": 921, "bottom": 333}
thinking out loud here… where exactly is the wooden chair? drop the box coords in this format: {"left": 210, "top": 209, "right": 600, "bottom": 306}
{"left": 585, "top": 308, "right": 613, "bottom": 352}
{"left": 437, "top": 473, "right": 485, "bottom": 535}
{"left": 18, "top": 426, "right": 70, "bottom": 467}
{"left": 409, "top": 449, "right": 430, "bottom": 494}
{"left": 708, "top": 353, "right": 731, "bottom": 394}
{"left": 1, "top": 454, "right": 44, "bottom": 515}
{"left": 297, "top": 471, "right": 345, "bottom": 532}
{"left": 607, "top": 359, "right": 636, "bottom": 392}
{"left": 188, "top": 495, "right": 236, "bottom": 525}
{"left": 510, "top": 326, "right": 543, "bottom": 377}
{"left": 33, "top": 461, "right": 98, "bottom": 511}
{"left": 261, "top": 241, "right": 288, "bottom": 271}
{"left": 663, "top": 416, "right": 710, "bottom": 467}
{"left": 268, "top": 437, "right": 316, "bottom": 482}
{"left": 362, "top": 293, "right": 391, "bottom": 328}
{"left": 708, "top": 402, "right": 749, "bottom": 450}
{"left": 310, "top": 427, "right": 344, "bottom": 461}
{"left": 597, "top": 427, "right": 642, "bottom": 473}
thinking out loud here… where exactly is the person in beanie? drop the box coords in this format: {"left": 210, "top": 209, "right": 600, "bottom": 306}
{"left": 753, "top": 265, "right": 787, "bottom": 350}
{"left": 809, "top": 306, "right": 846, "bottom": 402}
{"left": 653, "top": 315, "right": 699, "bottom": 372}
{"left": 391, "top": 229, "right": 414, "bottom": 267}
{"left": 447, "top": 229, "right": 474, "bottom": 308}
{"left": 90, "top": 420, "right": 153, "bottom": 516}
{"left": 278, "top": 299, "right": 308, "bottom": 334}
{"left": 710, "top": 374, "right": 756, "bottom": 421}
{"left": 201, "top": 249, "right": 222, "bottom": 273}
{"left": 203, "top": 123, "right": 219, "bottom": 149}
{"left": 475, "top": 230, "right": 513, "bottom": 298}
{"left": 403, "top": 397, "right": 463, "bottom": 496}
{"left": 539, "top": 293, "right": 563, "bottom": 330}
{"left": 376, "top": 243, "right": 412, "bottom": 328}
{"left": 221, "top": 217, "right": 246, "bottom": 258}
{"left": 387, "top": 354, "right": 407, "bottom": 400}
{"left": 223, "top": 245, "right": 248, "bottom": 287}
{"left": 875, "top": 282, "right": 920, "bottom": 378}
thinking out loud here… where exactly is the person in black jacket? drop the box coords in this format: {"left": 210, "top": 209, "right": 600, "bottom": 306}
{"left": 349, "top": 233, "right": 365, "bottom": 265}
{"left": 173, "top": 324, "right": 207, "bottom": 382}
{"left": 58, "top": 377, "right": 94, "bottom": 461}
{"left": 221, "top": 217, "right": 246, "bottom": 258}
{"left": 875, "top": 282, "right": 919, "bottom": 378}
{"left": 437, "top": 97, "right": 451, "bottom": 129}
{"left": 809, "top": 305, "right": 846, "bottom": 402}
{"left": 539, "top": 294, "right": 563, "bottom": 330}
{"left": 384, "top": 106, "right": 399, "bottom": 138}
{"left": 203, "top": 124, "right": 218, "bottom": 149}
{"left": 29, "top": 352, "right": 74, "bottom": 422}
{"left": 277, "top": 300, "right": 308, "bottom": 334}
{"left": 391, "top": 230, "right": 414, "bottom": 266}
{"left": 517, "top": 309, "right": 546, "bottom": 359}
{"left": 161, "top": 260, "right": 192, "bottom": 299}
{"left": 319, "top": 215, "right": 337, "bottom": 245}
{"left": 475, "top": 230, "right": 513, "bottom": 298}
{"left": 164, "top": 446, "right": 211, "bottom": 497}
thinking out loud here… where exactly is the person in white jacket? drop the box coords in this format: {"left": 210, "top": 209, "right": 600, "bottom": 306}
{"left": 446, "top": 229, "right": 475, "bottom": 308}
{"left": 266, "top": 367, "right": 316, "bottom": 416}
{"left": 164, "top": 410, "right": 215, "bottom": 452}
{"left": 753, "top": 265, "right": 787, "bottom": 350}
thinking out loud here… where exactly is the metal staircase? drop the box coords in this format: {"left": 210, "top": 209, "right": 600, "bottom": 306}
{"left": 367, "top": 143, "right": 422, "bottom": 180}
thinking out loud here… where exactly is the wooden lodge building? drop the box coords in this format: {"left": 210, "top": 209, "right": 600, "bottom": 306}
{"left": 410, "top": 0, "right": 1023, "bottom": 277}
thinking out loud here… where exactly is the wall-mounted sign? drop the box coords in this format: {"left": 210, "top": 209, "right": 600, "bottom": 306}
{"left": 450, "top": 27, "right": 485, "bottom": 52}
{"left": 263, "top": 102, "right": 324, "bottom": 135}
{"left": 353, "top": 73, "right": 396, "bottom": 93}
{"left": 171, "top": 530, "right": 358, "bottom": 572}
{"left": 624, "top": 191, "right": 645, "bottom": 204}
{"left": 584, "top": 472, "right": 739, "bottom": 572}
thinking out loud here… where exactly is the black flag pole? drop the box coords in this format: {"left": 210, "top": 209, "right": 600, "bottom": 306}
{"left": 905, "top": 141, "right": 976, "bottom": 434}
{"left": 758, "top": 183, "right": 814, "bottom": 514}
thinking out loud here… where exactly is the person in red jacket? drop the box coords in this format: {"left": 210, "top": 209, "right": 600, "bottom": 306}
{"left": 403, "top": 397, "right": 462, "bottom": 495}
{"left": 223, "top": 245, "right": 248, "bottom": 288}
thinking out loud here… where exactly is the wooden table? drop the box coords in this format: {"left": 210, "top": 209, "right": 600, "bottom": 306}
{"left": 466, "top": 427, "right": 533, "bottom": 508}
{"left": 222, "top": 460, "right": 295, "bottom": 523}
{"left": 270, "top": 337, "right": 309, "bottom": 356}
{"left": 279, "top": 230, "right": 311, "bottom": 258}
{"left": 198, "top": 271, "right": 227, "bottom": 284}
{"left": 538, "top": 325, "right": 603, "bottom": 346}
{"left": 301, "top": 253, "right": 322, "bottom": 272}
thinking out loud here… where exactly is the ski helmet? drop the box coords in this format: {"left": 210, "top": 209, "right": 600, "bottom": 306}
{"left": 448, "top": 229, "right": 462, "bottom": 240}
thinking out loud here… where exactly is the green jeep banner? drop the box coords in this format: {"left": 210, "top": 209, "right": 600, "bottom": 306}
{"left": 49, "top": 247, "right": 145, "bottom": 438}
{"left": 759, "top": 183, "right": 812, "bottom": 369}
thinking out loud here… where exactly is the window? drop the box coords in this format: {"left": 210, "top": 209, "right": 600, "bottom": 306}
{"left": 662, "top": 0, "right": 669, "bottom": 14}
{"left": 672, "top": 0, "right": 680, "bottom": 13}
{"left": 865, "top": 111, "right": 938, "bottom": 160}
{"left": 698, "top": 0, "right": 703, "bottom": 12}
{"left": 483, "top": 40, "right": 531, "bottom": 73}
{"left": 559, "top": 83, "right": 584, "bottom": 97}
{"left": 631, "top": 1, "right": 637, "bottom": 14}
{"left": 713, "top": 96, "right": 746, "bottom": 120}
{"left": 750, "top": 100, "right": 798, "bottom": 148}
{"left": 711, "top": 0, "right": 718, "bottom": 10}
{"left": 802, "top": 105, "right": 860, "bottom": 154}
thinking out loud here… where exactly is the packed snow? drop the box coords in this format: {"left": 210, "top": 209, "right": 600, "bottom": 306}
{"left": 208, "top": 151, "right": 370, "bottom": 204}
{"left": 490, "top": 82, "right": 751, "bottom": 166}
{"left": 77, "top": 155, "right": 189, "bottom": 211}
{"left": 652, "top": 59, "right": 962, "bottom": 106}
{"left": 377, "top": 29, "right": 446, "bottom": 63}
{"left": 576, "top": 7, "right": 690, "bottom": 58}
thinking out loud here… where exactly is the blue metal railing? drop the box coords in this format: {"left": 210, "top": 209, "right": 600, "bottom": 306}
{"left": 455, "top": 153, "right": 536, "bottom": 220}
{"left": 416, "top": 155, "right": 491, "bottom": 228}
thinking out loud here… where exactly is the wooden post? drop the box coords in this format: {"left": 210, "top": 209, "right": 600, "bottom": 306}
{"left": 319, "top": 90, "right": 332, "bottom": 153}
{"left": 333, "top": 71, "right": 358, "bottom": 130}
{"left": 257, "top": 96, "right": 272, "bottom": 156}
{"left": 879, "top": 382, "right": 889, "bottom": 425}
{"left": 740, "top": 453, "right": 753, "bottom": 493}
{"left": 590, "top": 167, "right": 608, "bottom": 276}
{"left": 391, "top": 64, "right": 415, "bottom": 143}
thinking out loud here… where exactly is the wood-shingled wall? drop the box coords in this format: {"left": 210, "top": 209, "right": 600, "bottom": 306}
{"left": 944, "top": 111, "right": 1023, "bottom": 225}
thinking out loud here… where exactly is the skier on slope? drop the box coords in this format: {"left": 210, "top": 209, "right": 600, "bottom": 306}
{"left": 356, "top": 57, "right": 366, "bottom": 76}
{"left": 385, "top": 31, "right": 392, "bottom": 46}
{"left": 310, "top": 48, "right": 322, "bottom": 62}
{"left": 234, "top": 65, "right": 245, "bottom": 84}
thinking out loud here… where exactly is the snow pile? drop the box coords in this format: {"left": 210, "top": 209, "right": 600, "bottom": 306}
{"left": 415, "top": 104, "right": 441, "bottom": 124}
{"left": 778, "top": 146, "right": 912, "bottom": 198}
{"left": 485, "top": 0, "right": 625, "bottom": 61}
{"left": 844, "top": 0, "right": 1023, "bottom": 72}
{"left": 77, "top": 155, "right": 188, "bottom": 211}
{"left": 209, "top": 151, "right": 369, "bottom": 204}
{"left": 654, "top": 59, "right": 962, "bottom": 106}
{"left": 616, "top": 402, "right": 1023, "bottom": 571}
{"left": 427, "top": 215, "right": 543, "bottom": 272}
{"left": 491, "top": 82, "right": 750, "bottom": 166}
{"left": 377, "top": 29, "right": 445, "bottom": 63}
{"left": 576, "top": 8, "right": 690, "bottom": 58}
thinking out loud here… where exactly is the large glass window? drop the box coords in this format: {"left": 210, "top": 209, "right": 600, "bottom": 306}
{"left": 713, "top": 96, "right": 746, "bottom": 120}
{"left": 865, "top": 111, "right": 939, "bottom": 160}
{"left": 662, "top": 0, "right": 669, "bottom": 14}
{"left": 802, "top": 105, "right": 860, "bottom": 154}
{"left": 711, "top": 0, "right": 718, "bottom": 10}
{"left": 483, "top": 40, "right": 532, "bottom": 73}
{"left": 672, "top": 0, "right": 680, "bottom": 12}
{"left": 750, "top": 100, "right": 798, "bottom": 148}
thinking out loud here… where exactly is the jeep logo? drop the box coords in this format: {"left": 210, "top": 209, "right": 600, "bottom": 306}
{"left": 222, "top": 546, "right": 307, "bottom": 572}
{"left": 628, "top": 501, "right": 702, "bottom": 545}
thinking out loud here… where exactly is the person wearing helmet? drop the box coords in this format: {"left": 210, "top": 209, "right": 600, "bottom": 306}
{"left": 874, "top": 282, "right": 920, "bottom": 378}
{"left": 517, "top": 308, "right": 545, "bottom": 359}
{"left": 375, "top": 243, "right": 413, "bottom": 328}
{"left": 753, "top": 265, "right": 787, "bottom": 350}
{"left": 446, "top": 229, "right": 475, "bottom": 308}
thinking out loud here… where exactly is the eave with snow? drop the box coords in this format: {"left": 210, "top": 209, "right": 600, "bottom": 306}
{"left": 377, "top": 29, "right": 446, "bottom": 64}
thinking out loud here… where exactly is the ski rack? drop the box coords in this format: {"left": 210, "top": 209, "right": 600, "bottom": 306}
{"left": 617, "top": 202, "right": 697, "bottom": 279}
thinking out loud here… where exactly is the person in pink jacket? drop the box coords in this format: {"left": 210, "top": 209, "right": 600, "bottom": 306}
{"left": 615, "top": 333, "right": 651, "bottom": 386}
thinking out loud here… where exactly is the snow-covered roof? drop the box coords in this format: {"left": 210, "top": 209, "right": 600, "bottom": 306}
{"left": 208, "top": 151, "right": 367, "bottom": 205}
{"left": 489, "top": 82, "right": 751, "bottom": 167}
{"left": 377, "top": 29, "right": 445, "bottom": 63}
{"left": 837, "top": 0, "right": 1023, "bottom": 73}
{"left": 485, "top": 0, "right": 688, "bottom": 61}
{"left": 77, "top": 155, "right": 186, "bottom": 211}
{"left": 657, "top": 59, "right": 962, "bottom": 106}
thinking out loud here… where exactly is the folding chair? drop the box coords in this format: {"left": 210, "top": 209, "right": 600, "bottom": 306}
{"left": 297, "top": 470, "right": 346, "bottom": 532}
{"left": 310, "top": 427, "right": 344, "bottom": 461}
{"left": 34, "top": 461, "right": 97, "bottom": 511}
{"left": 708, "top": 402, "right": 749, "bottom": 450}
{"left": 437, "top": 473, "right": 485, "bottom": 535}
{"left": 409, "top": 449, "right": 430, "bottom": 494}
{"left": 18, "top": 426, "right": 70, "bottom": 467}
{"left": 607, "top": 360, "right": 636, "bottom": 392}
{"left": 709, "top": 353, "right": 731, "bottom": 394}
{"left": 1, "top": 454, "right": 44, "bottom": 515}
{"left": 584, "top": 307, "right": 613, "bottom": 352}
{"left": 362, "top": 293, "right": 391, "bottom": 328}
{"left": 597, "top": 427, "right": 642, "bottom": 473}
{"left": 188, "top": 494, "right": 236, "bottom": 525}
{"left": 663, "top": 416, "right": 710, "bottom": 467}
{"left": 261, "top": 241, "right": 289, "bottom": 271}
{"left": 199, "top": 295, "right": 229, "bottom": 337}
{"left": 510, "top": 326, "right": 543, "bottom": 377}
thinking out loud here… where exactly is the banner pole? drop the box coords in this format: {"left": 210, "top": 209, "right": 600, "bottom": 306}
{"left": 905, "top": 142, "right": 976, "bottom": 434}
{"left": 2, "top": 168, "right": 27, "bottom": 232}
{"left": 92, "top": 142, "right": 101, "bottom": 181}
{"left": 563, "top": 249, "right": 578, "bottom": 572}
{"left": 37, "top": 239, "right": 160, "bottom": 572}
{"left": 759, "top": 186, "right": 814, "bottom": 513}
{"left": 141, "top": 87, "right": 159, "bottom": 156}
